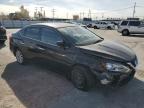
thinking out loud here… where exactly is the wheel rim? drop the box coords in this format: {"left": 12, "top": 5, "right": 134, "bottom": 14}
{"left": 123, "top": 30, "right": 128, "bottom": 35}
{"left": 16, "top": 50, "right": 23, "bottom": 64}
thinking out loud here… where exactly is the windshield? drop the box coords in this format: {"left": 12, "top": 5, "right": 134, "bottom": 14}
{"left": 58, "top": 26, "right": 103, "bottom": 45}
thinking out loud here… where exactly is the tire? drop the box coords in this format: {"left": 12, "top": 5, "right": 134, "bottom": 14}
{"left": 107, "top": 26, "right": 112, "bottom": 30}
{"left": 0, "top": 40, "right": 5, "bottom": 44}
{"left": 94, "top": 26, "right": 98, "bottom": 29}
{"left": 15, "top": 49, "right": 26, "bottom": 64}
{"left": 71, "top": 66, "right": 95, "bottom": 91}
{"left": 122, "top": 30, "right": 129, "bottom": 36}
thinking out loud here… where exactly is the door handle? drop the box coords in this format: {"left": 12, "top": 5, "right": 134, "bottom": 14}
{"left": 37, "top": 46, "right": 45, "bottom": 51}
{"left": 19, "top": 40, "right": 24, "bottom": 45}
{"left": 36, "top": 44, "right": 46, "bottom": 51}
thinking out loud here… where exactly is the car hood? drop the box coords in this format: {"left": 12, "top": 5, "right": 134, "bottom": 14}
{"left": 77, "top": 40, "right": 136, "bottom": 62}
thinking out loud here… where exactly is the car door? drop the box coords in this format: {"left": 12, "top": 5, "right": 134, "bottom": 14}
{"left": 38, "top": 27, "right": 75, "bottom": 65}
{"left": 128, "top": 21, "right": 141, "bottom": 34}
{"left": 20, "top": 26, "right": 41, "bottom": 58}
{"left": 138, "top": 22, "right": 144, "bottom": 34}
{"left": 99, "top": 22, "right": 103, "bottom": 28}
{"left": 96, "top": 22, "right": 100, "bottom": 28}
{"left": 102, "top": 22, "right": 107, "bottom": 28}
{"left": 101, "top": 22, "right": 106, "bottom": 28}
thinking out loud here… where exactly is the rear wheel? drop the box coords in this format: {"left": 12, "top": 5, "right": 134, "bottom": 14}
{"left": 0, "top": 40, "right": 5, "bottom": 44}
{"left": 94, "top": 26, "right": 98, "bottom": 29}
{"left": 71, "top": 66, "right": 95, "bottom": 91}
{"left": 107, "top": 26, "right": 112, "bottom": 30}
{"left": 15, "top": 49, "right": 26, "bottom": 64}
{"left": 122, "top": 30, "right": 129, "bottom": 36}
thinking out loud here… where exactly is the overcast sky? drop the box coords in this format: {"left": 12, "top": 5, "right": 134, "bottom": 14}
{"left": 0, "top": 0, "right": 144, "bottom": 19}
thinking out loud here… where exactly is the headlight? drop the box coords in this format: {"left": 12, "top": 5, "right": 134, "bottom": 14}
{"left": 106, "top": 63, "right": 130, "bottom": 73}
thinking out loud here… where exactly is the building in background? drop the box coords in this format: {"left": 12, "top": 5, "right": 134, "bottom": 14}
{"left": 73, "top": 15, "right": 79, "bottom": 20}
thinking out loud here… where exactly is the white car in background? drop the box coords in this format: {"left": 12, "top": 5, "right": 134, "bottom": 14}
{"left": 118, "top": 20, "right": 144, "bottom": 36}
{"left": 93, "top": 21, "right": 115, "bottom": 29}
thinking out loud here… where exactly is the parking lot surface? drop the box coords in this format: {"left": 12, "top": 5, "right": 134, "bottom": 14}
{"left": 0, "top": 29, "right": 144, "bottom": 108}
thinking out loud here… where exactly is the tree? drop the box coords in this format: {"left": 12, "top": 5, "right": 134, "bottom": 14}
{"left": 0, "top": 12, "right": 8, "bottom": 20}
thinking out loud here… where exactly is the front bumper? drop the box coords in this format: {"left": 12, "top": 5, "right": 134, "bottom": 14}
{"left": 107, "top": 70, "right": 135, "bottom": 86}
{"left": 92, "top": 68, "right": 136, "bottom": 86}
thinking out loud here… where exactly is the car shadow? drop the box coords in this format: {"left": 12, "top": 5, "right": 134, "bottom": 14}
{"left": 1, "top": 61, "right": 144, "bottom": 108}
{"left": 122, "top": 34, "right": 144, "bottom": 38}
{"left": 1, "top": 61, "right": 73, "bottom": 108}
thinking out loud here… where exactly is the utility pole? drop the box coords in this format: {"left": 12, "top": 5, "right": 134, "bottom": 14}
{"left": 80, "top": 12, "right": 82, "bottom": 20}
{"left": 43, "top": 10, "right": 45, "bottom": 18}
{"left": 133, "top": 2, "right": 136, "bottom": 18}
{"left": 40, "top": 7, "right": 43, "bottom": 18}
{"left": 35, "top": 7, "right": 38, "bottom": 18}
{"left": 88, "top": 9, "right": 91, "bottom": 19}
{"left": 35, "top": 7, "right": 38, "bottom": 14}
{"left": 82, "top": 12, "right": 85, "bottom": 19}
{"left": 40, "top": 7, "right": 43, "bottom": 13}
{"left": 66, "top": 13, "right": 69, "bottom": 19}
{"left": 102, "top": 13, "right": 104, "bottom": 19}
{"left": 52, "top": 9, "right": 56, "bottom": 20}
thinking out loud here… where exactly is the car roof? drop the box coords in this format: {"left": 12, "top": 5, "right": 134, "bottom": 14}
{"left": 31, "top": 22, "right": 77, "bottom": 28}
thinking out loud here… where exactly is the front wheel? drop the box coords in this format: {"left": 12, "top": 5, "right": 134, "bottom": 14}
{"left": 94, "top": 26, "right": 98, "bottom": 29}
{"left": 122, "top": 30, "right": 129, "bottom": 36}
{"left": 15, "top": 49, "right": 26, "bottom": 64}
{"left": 0, "top": 40, "right": 5, "bottom": 44}
{"left": 71, "top": 66, "right": 95, "bottom": 91}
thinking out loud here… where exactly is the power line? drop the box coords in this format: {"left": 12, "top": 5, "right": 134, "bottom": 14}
{"left": 136, "top": 5, "right": 144, "bottom": 8}
{"left": 107, "top": 6, "right": 133, "bottom": 12}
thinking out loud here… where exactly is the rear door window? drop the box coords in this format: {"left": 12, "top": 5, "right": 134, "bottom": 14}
{"left": 24, "top": 27, "right": 40, "bottom": 40}
{"left": 103, "top": 22, "right": 107, "bottom": 24}
{"left": 129, "top": 21, "right": 140, "bottom": 26}
{"left": 121, "top": 21, "right": 128, "bottom": 26}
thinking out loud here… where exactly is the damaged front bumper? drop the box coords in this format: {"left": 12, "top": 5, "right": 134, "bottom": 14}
{"left": 92, "top": 67, "right": 136, "bottom": 86}
{"left": 100, "top": 70, "right": 135, "bottom": 86}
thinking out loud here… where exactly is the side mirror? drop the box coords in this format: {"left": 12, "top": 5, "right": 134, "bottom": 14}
{"left": 56, "top": 41, "right": 65, "bottom": 48}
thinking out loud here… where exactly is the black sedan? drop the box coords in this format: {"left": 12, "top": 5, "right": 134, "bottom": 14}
{"left": 0, "top": 23, "right": 7, "bottom": 44}
{"left": 9, "top": 23, "right": 138, "bottom": 91}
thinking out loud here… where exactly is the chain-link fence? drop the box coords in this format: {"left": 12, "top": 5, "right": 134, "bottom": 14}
{"left": 0, "top": 20, "right": 49, "bottom": 28}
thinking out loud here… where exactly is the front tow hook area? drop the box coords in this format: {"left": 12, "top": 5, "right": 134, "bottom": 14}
{"left": 99, "top": 71, "right": 135, "bottom": 86}
{"left": 99, "top": 73, "right": 113, "bottom": 85}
